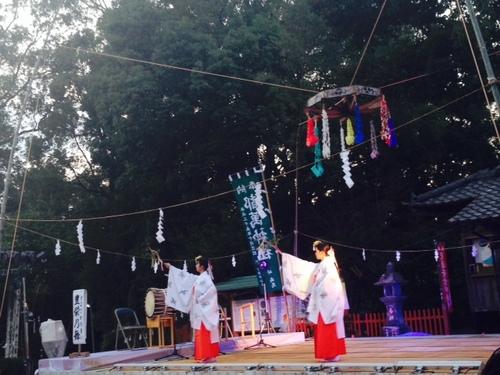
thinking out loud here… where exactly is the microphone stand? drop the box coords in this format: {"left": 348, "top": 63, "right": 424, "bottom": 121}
{"left": 155, "top": 315, "right": 188, "bottom": 361}
{"left": 244, "top": 282, "right": 275, "bottom": 350}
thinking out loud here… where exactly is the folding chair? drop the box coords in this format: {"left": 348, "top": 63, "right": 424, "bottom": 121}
{"left": 114, "top": 307, "right": 148, "bottom": 350}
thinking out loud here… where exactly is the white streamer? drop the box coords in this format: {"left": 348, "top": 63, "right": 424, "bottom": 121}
{"left": 321, "top": 109, "right": 331, "bottom": 159}
{"left": 340, "top": 122, "right": 354, "bottom": 188}
{"left": 156, "top": 209, "right": 165, "bottom": 243}
{"left": 76, "top": 220, "right": 85, "bottom": 253}
{"left": 55, "top": 240, "right": 62, "bottom": 256}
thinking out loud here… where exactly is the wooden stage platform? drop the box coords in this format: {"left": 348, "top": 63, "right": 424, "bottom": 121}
{"left": 40, "top": 334, "right": 500, "bottom": 374}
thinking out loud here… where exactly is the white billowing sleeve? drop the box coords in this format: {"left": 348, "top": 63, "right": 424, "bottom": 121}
{"left": 281, "top": 253, "right": 316, "bottom": 300}
{"left": 165, "top": 265, "right": 198, "bottom": 314}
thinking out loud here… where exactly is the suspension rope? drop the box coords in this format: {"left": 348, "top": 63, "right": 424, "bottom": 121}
{"left": 62, "top": 46, "right": 318, "bottom": 94}
{"left": 455, "top": 0, "right": 500, "bottom": 142}
{"left": 0, "top": 122, "right": 37, "bottom": 320}
{"left": 349, "top": 0, "right": 389, "bottom": 85}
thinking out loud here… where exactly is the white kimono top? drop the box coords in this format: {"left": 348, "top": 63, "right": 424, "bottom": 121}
{"left": 281, "top": 252, "right": 346, "bottom": 338}
{"left": 166, "top": 265, "right": 220, "bottom": 343}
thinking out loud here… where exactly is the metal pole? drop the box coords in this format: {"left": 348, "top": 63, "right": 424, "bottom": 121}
{"left": 22, "top": 278, "right": 29, "bottom": 360}
{"left": 293, "top": 123, "right": 300, "bottom": 258}
{"left": 462, "top": 0, "right": 500, "bottom": 111}
{"left": 87, "top": 304, "right": 95, "bottom": 353}
{"left": 290, "top": 122, "right": 302, "bottom": 332}
{"left": 0, "top": 57, "right": 41, "bottom": 253}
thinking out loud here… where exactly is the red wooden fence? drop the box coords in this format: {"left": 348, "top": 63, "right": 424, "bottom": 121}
{"left": 347, "top": 307, "right": 449, "bottom": 337}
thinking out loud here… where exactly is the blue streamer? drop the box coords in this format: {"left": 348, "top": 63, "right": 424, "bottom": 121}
{"left": 354, "top": 105, "right": 365, "bottom": 144}
{"left": 311, "top": 124, "right": 324, "bottom": 177}
{"left": 388, "top": 118, "right": 398, "bottom": 148}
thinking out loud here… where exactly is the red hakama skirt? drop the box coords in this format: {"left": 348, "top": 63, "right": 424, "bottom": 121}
{"left": 194, "top": 323, "right": 219, "bottom": 362}
{"left": 314, "top": 314, "right": 346, "bottom": 360}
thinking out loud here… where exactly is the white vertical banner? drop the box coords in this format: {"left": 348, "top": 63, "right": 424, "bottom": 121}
{"left": 72, "top": 289, "right": 88, "bottom": 345}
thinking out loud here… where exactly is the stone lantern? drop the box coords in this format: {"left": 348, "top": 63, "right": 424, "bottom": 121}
{"left": 374, "top": 262, "right": 409, "bottom": 336}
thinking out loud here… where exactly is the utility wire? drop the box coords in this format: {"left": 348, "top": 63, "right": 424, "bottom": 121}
{"left": 6, "top": 212, "right": 495, "bottom": 265}
{"left": 3, "top": 220, "right": 249, "bottom": 263}
{"left": 297, "top": 231, "right": 500, "bottom": 253}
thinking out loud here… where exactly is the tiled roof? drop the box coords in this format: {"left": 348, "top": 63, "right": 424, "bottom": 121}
{"left": 411, "top": 165, "right": 500, "bottom": 222}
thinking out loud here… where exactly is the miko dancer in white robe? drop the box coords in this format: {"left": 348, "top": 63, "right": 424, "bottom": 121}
{"left": 162, "top": 255, "right": 220, "bottom": 362}
{"left": 277, "top": 240, "right": 347, "bottom": 361}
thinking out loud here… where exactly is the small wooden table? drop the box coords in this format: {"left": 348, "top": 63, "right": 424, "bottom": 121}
{"left": 146, "top": 315, "right": 175, "bottom": 347}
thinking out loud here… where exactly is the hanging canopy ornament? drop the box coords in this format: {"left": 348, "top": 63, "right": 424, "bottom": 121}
{"left": 304, "top": 85, "right": 396, "bottom": 178}
{"left": 305, "top": 85, "right": 382, "bottom": 119}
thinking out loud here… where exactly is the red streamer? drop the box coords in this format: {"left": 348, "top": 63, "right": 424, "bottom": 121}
{"left": 306, "top": 117, "right": 319, "bottom": 147}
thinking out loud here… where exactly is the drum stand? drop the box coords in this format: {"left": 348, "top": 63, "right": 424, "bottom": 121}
{"left": 244, "top": 283, "right": 275, "bottom": 350}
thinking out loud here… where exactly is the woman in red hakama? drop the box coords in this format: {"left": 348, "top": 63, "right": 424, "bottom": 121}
{"left": 314, "top": 314, "right": 346, "bottom": 361}
{"left": 194, "top": 322, "right": 220, "bottom": 362}
{"left": 163, "top": 255, "right": 220, "bottom": 363}
{"left": 277, "top": 240, "right": 348, "bottom": 362}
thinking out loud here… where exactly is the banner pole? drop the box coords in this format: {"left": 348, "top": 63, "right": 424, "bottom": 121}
{"left": 260, "top": 169, "right": 292, "bottom": 333}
